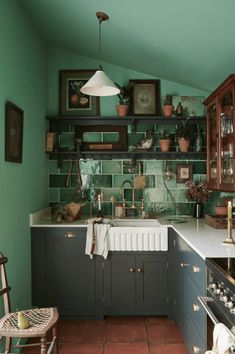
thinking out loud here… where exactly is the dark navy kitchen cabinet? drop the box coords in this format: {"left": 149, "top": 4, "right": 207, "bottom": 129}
{"left": 31, "top": 227, "right": 103, "bottom": 319}
{"left": 168, "top": 227, "right": 206, "bottom": 354}
{"left": 104, "top": 252, "right": 168, "bottom": 316}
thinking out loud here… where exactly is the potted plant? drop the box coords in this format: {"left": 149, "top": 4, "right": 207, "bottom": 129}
{"left": 176, "top": 118, "right": 196, "bottom": 152}
{"left": 158, "top": 130, "right": 174, "bottom": 152}
{"left": 185, "top": 180, "right": 211, "bottom": 218}
{"left": 115, "top": 83, "right": 131, "bottom": 117}
{"left": 162, "top": 95, "right": 173, "bottom": 117}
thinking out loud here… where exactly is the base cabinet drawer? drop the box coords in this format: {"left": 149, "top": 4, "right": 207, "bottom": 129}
{"left": 185, "top": 312, "right": 206, "bottom": 354}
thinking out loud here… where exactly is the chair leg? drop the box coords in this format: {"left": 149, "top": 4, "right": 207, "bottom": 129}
{"left": 5, "top": 336, "right": 11, "bottom": 353}
{"left": 40, "top": 336, "right": 47, "bottom": 353}
{"left": 53, "top": 324, "right": 59, "bottom": 354}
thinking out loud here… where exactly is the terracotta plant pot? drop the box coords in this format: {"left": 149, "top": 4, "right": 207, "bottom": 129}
{"left": 162, "top": 104, "right": 173, "bottom": 117}
{"left": 116, "top": 104, "right": 129, "bottom": 117}
{"left": 215, "top": 206, "right": 227, "bottom": 216}
{"left": 159, "top": 139, "right": 171, "bottom": 152}
{"left": 178, "top": 138, "right": 190, "bottom": 152}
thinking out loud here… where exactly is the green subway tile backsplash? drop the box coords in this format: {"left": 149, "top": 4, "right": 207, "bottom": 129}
{"left": 47, "top": 123, "right": 216, "bottom": 218}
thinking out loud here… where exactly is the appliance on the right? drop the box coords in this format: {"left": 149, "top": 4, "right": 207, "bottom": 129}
{"left": 199, "top": 258, "right": 235, "bottom": 352}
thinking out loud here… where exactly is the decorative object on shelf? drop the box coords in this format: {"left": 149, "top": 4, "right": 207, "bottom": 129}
{"left": 129, "top": 79, "right": 161, "bottom": 116}
{"left": 176, "top": 164, "right": 193, "bottom": 183}
{"left": 80, "top": 12, "right": 120, "bottom": 97}
{"left": 175, "top": 102, "right": 183, "bottom": 117}
{"left": 172, "top": 96, "right": 205, "bottom": 117}
{"left": 59, "top": 69, "right": 100, "bottom": 116}
{"left": 162, "top": 95, "right": 173, "bottom": 117}
{"left": 132, "top": 128, "right": 153, "bottom": 150}
{"left": 5, "top": 101, "right": 24, "bottom": 163}
{"left": 158, "top": 130, "right": 174, "bottom": 152}
{"left": 46, "top": 132, "right": 56, "bottom": 152}
{"left": 115, "top": 82, "right": 131, "bottom": 117}
{"left": 195, "top": 124, "right": 202, "bottom": 152}
{"left": 75, "top": 125, "right": 127, "bottom": 151}
{"left": 185, "top": 179, "right": 211, "bottom": 218}
{"left": 176, "top": 117, "right": 196, "bottom": 152}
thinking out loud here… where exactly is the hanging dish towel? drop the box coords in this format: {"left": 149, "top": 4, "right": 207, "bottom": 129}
{"left": 85, "top": 219, "right": 110, "bottom": 259}
{"left": 205, "top": 323, "right": 235, "bottom": 354}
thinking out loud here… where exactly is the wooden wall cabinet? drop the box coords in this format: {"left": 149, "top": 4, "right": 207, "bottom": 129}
{"left": 205, "top": 74, "right": 235, "bottom": 191}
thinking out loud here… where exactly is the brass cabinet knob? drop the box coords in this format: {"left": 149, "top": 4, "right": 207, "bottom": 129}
{"left": 192, "top": 265, "right": 200, "bottom": 273}
{"left": 64, "top": 232, "right": 77, "bottom": 238}
{"left": 192, "top": 303, "right": 200, "bottom": 312}
{"left": 192, "top": 345, "right": 200, "bottom": 353}
{"left": 129, "top": 268, "right": 135, "bottom": 272}
{"left": 180, "top": 262, "right": 189, "bottom": 268}
{"left": 137, "top": 268, "right": 143, "bottom": 273}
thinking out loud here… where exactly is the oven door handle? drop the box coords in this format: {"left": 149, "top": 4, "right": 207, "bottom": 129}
{"left": 198, "top": 296, "right": 235, "bottom": 342}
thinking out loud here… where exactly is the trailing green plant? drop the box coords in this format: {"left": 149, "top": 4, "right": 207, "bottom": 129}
{"left": 163, "top": 95, "right": 173, "bottom": 105}
{"left": 115, "top": 83, "right": 131, "bottom": 105}
{"left": 158, "top": 130, "right": 174, "bottom": 140}
{"left": 175, "top": 118, "right": 196, "bottom": 141}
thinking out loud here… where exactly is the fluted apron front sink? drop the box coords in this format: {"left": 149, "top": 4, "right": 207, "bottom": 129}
{"left": 108, "top": 220, "right": 167, "bottom": 252}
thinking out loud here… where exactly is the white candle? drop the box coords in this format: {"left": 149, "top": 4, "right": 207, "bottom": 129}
{"left": 98, "top": 194, "right": 101, "bottom": 211}
{"left": 228, "top": 201, "right": 232, "bottom": 220}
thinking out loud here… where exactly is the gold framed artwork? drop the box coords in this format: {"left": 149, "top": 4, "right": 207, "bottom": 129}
{"left": 129, "top": 79, "right": 161, "bottom": 116}
{"left": 59, "top": 69, "right": 100, "bottom": 116}
{"left": 176, "top": 164, "right": 193, "bottom": 183}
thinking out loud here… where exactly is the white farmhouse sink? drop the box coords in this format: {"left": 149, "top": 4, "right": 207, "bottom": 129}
{"left": 107, "top": 219, "right": 167, "bottom": 252}
{"left": 113, "top": 218, "right": 161, "bottom": 227}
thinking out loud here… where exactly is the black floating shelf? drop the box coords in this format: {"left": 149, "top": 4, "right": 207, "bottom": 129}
{"left": 48, "top": 150, "right": 206, "bottom": 161}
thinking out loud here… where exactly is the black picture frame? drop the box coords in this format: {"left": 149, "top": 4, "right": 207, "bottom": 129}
{"left": 5, "top": 101, "right": 24, "bottom": 163}
{"left": 129, "top": 79, "right": 161, "bottom": 116}
{"left": 59, "top": 69, "right": 100, "bottom": 116}
{"left": 176, "top": 164, "right": 193, "bottom": 183}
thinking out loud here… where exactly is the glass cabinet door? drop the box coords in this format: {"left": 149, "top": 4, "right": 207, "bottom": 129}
{"left": 218, "top": 87, "right": 234, "bottom": 189}
{"left": 207, "top": 102, "right": 218, "bottom": 189}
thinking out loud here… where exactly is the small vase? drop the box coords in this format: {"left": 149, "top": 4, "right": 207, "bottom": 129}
{"left": 116, "top": 104, "right": 128, "bottom": 117}
{"left": 194, "top": 202, "right": 202, "bottom": 218}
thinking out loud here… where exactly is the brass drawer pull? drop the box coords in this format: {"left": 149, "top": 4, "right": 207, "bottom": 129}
{"left": 64, "top": 232, "right": 77, "bottom": 238}
{"left": 192, "top": 345, "right": 200, "bottom": 353}
{"left": 192, "top": 303, "right": 200, "bottom": 312}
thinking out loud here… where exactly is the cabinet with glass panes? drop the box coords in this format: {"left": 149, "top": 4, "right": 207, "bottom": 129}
{"left": 205, "top": 74, "right": 235, "bottom": 191}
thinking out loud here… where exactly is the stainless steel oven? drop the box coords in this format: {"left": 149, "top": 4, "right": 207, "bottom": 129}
{"left": 198, "top": 258, "right": 235, "bottom": 351}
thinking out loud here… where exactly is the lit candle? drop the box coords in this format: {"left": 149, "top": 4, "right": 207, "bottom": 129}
{"left": 98, "top": 194, "right": 101, "bottom": 211}
{"left": 228, "top": 201, "right": 232, "bottom": 220}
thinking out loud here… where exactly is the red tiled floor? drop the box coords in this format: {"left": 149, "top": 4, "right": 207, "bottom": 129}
{"left": 106, "top": 322, "right": 147, "bottom": 343}
{"left": 64, "top": 320, "right": 106, "bottom": 343}
{"left": 146, "top": 323, "right": 184, "bottom": 343}
{"left": 59, "top": 343, "right": 104, "bottom": 353}
{"left": 21, "top": 316, "right": 188, "bottom": 353}
{"left": 104, "top": 342, "right": 149, "bottom": 354}
{"left": 150, "top": 342, "right": 188, "bottom": 354}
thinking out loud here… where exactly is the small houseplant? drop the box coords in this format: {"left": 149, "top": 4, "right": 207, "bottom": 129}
{"left": 176, "top": 118, "right": 196, "bottom": 152}
{"left": 162, "top": 95, "right": 173, "bottom": 117}
{"left": 158, "top": 130, "right": 174, "bottom": 152}
{"left": 115, "top": 83, "right": 131, "bottom": 117}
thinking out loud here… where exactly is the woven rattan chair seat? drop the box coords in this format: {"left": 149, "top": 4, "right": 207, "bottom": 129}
{"left": 0, "top": 308, "right": 58, "bottom": 337}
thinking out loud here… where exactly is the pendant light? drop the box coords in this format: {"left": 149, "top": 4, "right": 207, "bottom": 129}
{"left": 80, "top": 12, "right": 120, "bottom": 97}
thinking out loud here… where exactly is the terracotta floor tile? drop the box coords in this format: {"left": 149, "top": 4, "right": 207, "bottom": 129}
{"left": 64, "top": 319, "right": 106, "bottom": 343}
{"left": 104, "top": 342, "right": 149, "bottom": 354}
{"left": 150, "top": 342, "right": 188, "bottom": 354}
{"left": 106, "top": 316, "right": 145, "bottom": 325}
{"left": 146, "top": 323, "right": 184, "bottom": 343}
{"left": 59, "top": 342, "right": 104, "bottom": 353}
{"left": 144, "top": 316, "right": 175, "bottom": 326}
{"left": 106, "top": 323, "right": 147, "bottom": 343}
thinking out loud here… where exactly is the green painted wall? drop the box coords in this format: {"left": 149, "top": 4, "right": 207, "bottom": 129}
{"left": 0, "top": 0, "right": 48, "bottom": 320}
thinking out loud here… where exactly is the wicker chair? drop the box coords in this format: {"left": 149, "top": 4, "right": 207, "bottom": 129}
{"left": 0, "top": 253, "right": 59, "bottom": 353}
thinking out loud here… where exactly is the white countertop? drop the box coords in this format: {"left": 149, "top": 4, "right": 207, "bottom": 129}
{"left": 30, "top": 208, "right": 235, "bottom": 260}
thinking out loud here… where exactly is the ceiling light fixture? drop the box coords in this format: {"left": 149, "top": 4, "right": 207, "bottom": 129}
{"left": 80, "top": 12, "right": 120, "bottom": 97}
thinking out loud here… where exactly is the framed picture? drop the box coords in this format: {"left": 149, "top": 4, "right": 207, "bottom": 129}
{"left": 5, "top": 102, "right": 24, "bottom": 163}
{"left": 129, "top": 79, "right": 161, "bottom": 116}
{"left": 176, "top": 164, "right": 193, "bottom": 183}
{"left": 172, "top": 96, "right": 205, "bottom": 117}
{"left": 59, "top": 69, "right": 100, "bottom": 116}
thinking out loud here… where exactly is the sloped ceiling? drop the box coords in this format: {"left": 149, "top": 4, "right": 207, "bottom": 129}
{"left": 20, "top": 0, "right": 235, "bottom": 92}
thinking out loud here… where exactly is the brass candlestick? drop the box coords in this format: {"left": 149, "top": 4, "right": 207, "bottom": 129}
{"left": 223, "top": 218, "right": 235, "bottom": 245}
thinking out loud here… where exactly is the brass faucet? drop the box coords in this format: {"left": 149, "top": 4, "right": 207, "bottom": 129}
{"left": 120, "top": 180, "right": 135, "bottom": 209}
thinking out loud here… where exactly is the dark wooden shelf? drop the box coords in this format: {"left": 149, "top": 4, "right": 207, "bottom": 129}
{"left": 48, "top": 150, "right": 206, "bottom": 161}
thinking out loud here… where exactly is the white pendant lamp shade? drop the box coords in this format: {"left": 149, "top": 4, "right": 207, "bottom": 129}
{"left": 80, "top": 69, "right": 120, "bottom": 97}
